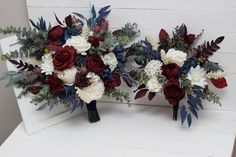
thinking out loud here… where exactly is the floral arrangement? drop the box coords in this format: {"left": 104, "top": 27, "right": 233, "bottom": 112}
{"left": 0, "top": 5, "right": 139, "bottom": 122}
{"left": 127, "top": 24, "right": 228, "bottom": 126}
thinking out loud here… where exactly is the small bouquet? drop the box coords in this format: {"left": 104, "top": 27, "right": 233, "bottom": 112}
{"left": 0, "top": 5, "right": 139, "bottom": 122}
{"left": 128, "top": 24, "right": 228, "bottom": 126}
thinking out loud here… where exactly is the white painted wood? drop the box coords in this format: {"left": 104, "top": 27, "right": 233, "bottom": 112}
{"left": 27, "top": 0, "right": 235, "bottom": 10}
{"left": 0, "top": 102, "right": 235, "bottom": 157}
{"left": 0, "top": 35, "right": 81, "bottom": 134}
{"left": 27, "top": 7, "right": 236, "bottom": 33}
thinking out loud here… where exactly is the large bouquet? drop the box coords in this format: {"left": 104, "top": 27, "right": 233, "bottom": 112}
{"left": 128, "top": 24, "right": 227, "bottom": 126}
{"left": 0, "top": 5, "right": 139, "bottom": 122}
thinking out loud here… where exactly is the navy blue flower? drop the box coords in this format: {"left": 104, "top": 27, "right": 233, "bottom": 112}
{"left": 76, "top": 54, "right": 88, "bottom": 66}
{"left": 179, "top": 58, "right": 198, "bottom": 74}
{"left": 113, "top": 45, "right": 126, "bottom": 68}
{"left": 57, "top": 85, "right": 83, "bottom": 112}
{"left": 101, "top": 66, "right": 112, "bottom": 79}
{"left": 63, "top": 27, "right": 82, "bottom": 42}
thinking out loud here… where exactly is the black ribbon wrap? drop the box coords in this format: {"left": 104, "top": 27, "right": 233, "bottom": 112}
{"left": 86, "top": 100, "right": 100, "bottom": 123}
{"left": 172, "top": 102, "right": 179, "bottom": 121}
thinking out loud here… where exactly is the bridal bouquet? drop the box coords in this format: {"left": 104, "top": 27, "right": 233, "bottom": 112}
{"left": 0, "top": 5, "right": 139, "bottom": 122}
{"left": 128, "top": 24, "right": 227, "bottom": 126}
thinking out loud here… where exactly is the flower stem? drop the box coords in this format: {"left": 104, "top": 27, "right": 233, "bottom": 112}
{"left": 86, "top": 100, "right": 100, "bottom": 123}
{"left": 173, "top": 103, "right": 179, "bottom": 121}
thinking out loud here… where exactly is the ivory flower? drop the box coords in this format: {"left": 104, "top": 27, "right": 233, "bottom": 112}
{"left": 56, "top": 66, "right": 78, "bottom": 85}
{"left": 161, "top": 48, "right": 187, "bottom": 66}
{"left": 101, "top": 52, "right": 118, "bottom": 71}
{"left": 187, "top": 65, "right": 207, "bottom": 88}
{"left": 64, "top": 35, "right": 91, "bottom": 55}
{"left": 145, "top": 34, "right": 159, "bottom": 50}
{"left": 206, "top": 71, "right": 225, "bottom": 79}
{"left": 75, "top": 72, "right": 105, "bottom": 103}
{"left": 39, "top": 53, "right": 54, "bottom": 75}
{"left": 146, "top": 77, "right": 162, "bottom": 93}
{"left": 144, "top": 60, "right": 162, "bottom": 78}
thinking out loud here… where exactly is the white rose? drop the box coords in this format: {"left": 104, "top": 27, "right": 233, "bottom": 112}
{"left": 56, "top": 66, "right": 78, "bottom": 85}
{"left": 146, "top": 77, "right": 162, "bottom": 93}
{"left": 101, "top": 52, "right": 118, "bottom": 71}
{"left": 76, "top": 80, "right": 105, "bottom": 103}
{"left": 64, "top": 35, "right": 91, "bottom": 55}
{"left": 161, "top": 49, "right": 187, "bottom": 66}
{"left": 187, "top": 65, "right": 207, "bottom": 88}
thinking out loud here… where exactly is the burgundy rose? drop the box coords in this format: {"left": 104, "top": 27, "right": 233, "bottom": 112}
{"left": 103, "top": 73, "right": 121, "bottom": 92}
{"left": 27, "top": 86, "right": 43, "bottom": 95}
{"left": 163, "top": 79, "right": 185, "bottom": 105}
{"left": 53, "top": 46, "right": 76, "bottom": 71}
{"left": 86, "top": 53, "right": 105, "bottom": 73}
{"left": 88, "top": 36, "right": 100, "bottom": 47}
{"left": 161, "top": 63, "right": 180, "bottom": 79}
{"left": 210, "top": 77, "right": 228, "bottom": 89}
{"left": 46, "top": 74, "right": 64, "bottom": 94}
{"left": 75, "top": 72, "right": 91, "bottom": 88}
{"left": 48, "top": 25, "right": 64, "bottom": 41}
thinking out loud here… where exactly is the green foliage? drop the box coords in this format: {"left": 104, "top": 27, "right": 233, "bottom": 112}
{"left": 0, "top": 70, "right": 24, "bottom": 87}
{"left": 0, "top": 25, "right": 48, "bottom": 60}
{"left": 116, "top": 23, "right": 140, "bottom": 45}
{"left": 202, "top": 60, "right": 224, "bottom": 72}
{"left": 32, "top": 86, "right": 51, "bottom": 104}
{"left": 99, "top": 31, "right": 117, "bottom": 50}
{"left": 202, "top": 86, "right": 221, "bottom": 105}
{"left": 104, "top": 89, "right": 131, "bottom": 105}
{"left": 171, "top": 27, "right": 190, "bottom": 52}
{"left": 129, "top": 70, "right": 149, "bottom": 85}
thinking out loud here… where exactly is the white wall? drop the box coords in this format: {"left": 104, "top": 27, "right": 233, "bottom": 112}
{"left": 0, "top": 0, "right": 29, "bottom": 144}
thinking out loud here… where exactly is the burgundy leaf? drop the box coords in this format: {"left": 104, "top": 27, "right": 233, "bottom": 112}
{"left": 134, "top": 84, "right": 146, "bottom": 92}
{"left": 159, "top": 29, "right": 169, "bottom": 42}
{"left": 8, "top": 59, "right": 19, "bottom": 65}
{"left": 207, "top": 41, "right": 217, "bottom": 52}
{"left": 148, "top": 92, "right": 156, "bottom": 101}
{"left": 215, "top": 36, "right": 224, "bottom": 44}
{"left": 112, "top": 29, "right": 123, "bottom": 36}
{"left": 185, "top": 34, "right": 195, "bottom": 45}
{"left": 134, "top": 89, "right": 148, "bottom": 100}
{"left": 211, "top": 40, "right": 220, "bottom": 49}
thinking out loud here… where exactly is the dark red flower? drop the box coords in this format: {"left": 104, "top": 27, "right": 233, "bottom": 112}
{"left": 103, "top": 73, "right": 121, "bottom": 92}
{"left": 53, "top": 46, "right": 76, "bottom": 71}
{"left": 161, "top": 63, "right": 180, "bottom": 79}
{"left": 75, "top": 72, "right": 91, "bottom": 88}
{"left": 46, "top": 74, "right": 64, "bottom": 94}
{"left": 48, "top": 25, "right": 64, "bottom": 41}
{"left": 27, "top": 86, "right": 43, "bottom": 95}
{"left": 88, "top": 36, "right": 100, "bottom": 47}
{"left": 210, "top": 77, "right": 228, "bottom": 89}
{"left": 163, "top": 79, "right": 185, "bottom": 105}
{"left": 86, "top": 53, "right": 105, "bottom": 73}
